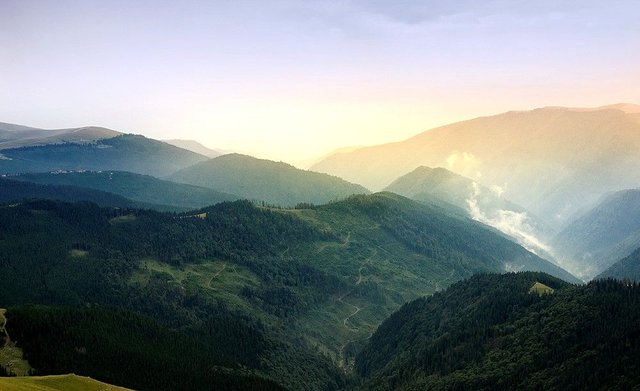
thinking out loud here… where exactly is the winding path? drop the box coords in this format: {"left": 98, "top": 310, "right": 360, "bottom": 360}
{"left": 0, "top": 309, "right": 9, "bottom": 347}
{"left": 207, "top": 264, "right": 226, "bottom": 289}
{"left": 336, "top": 247, "right": 378, "bottom": 371}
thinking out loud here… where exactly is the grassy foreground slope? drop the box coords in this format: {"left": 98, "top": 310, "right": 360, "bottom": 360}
{"left": 0, "top": 374, "right": 132, "bottom": 391}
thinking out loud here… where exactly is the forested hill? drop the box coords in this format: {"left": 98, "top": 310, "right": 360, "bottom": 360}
{"left": 0, "top": 177, "right": 144, "bottom": 208}
{"left": 3, "top": 305, "right": 286, "bottom": 391}
{"left": 597, "top": 247, "right": 640, "bottom": 281}
{"left": 0, "top": 134, "right": 208, "bottom": 177}
{"left": 354, "top": 272, "right": 640, "bottom": 391}
{"left": 168, "top": 153, "right": 370, "bottom": 206}
{"left": 0, "top": 195, "right": 576, "bottom": 389}
{"left": 13, "top": 171, "right": 238, "bottom": 211}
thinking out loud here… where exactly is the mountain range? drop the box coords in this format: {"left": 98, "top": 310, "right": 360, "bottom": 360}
{"left": 1, "top": 105, "right": 639, "bottom": 390}
{"left": 384, "top": 166, "right": 554, "bottom": 258}
{"left": 311, "top": 104, "right": 640, "bottom": 231}
{"left": 169, "top": 153, "right": 370, "bottom": 206}
{"left": 11, "top": 171, "right": 238, "bottom": 211}
{"left": 552, "top": 188, "right": 640, "bottom": 278}
{"left": 597, "top": 247, "right": 640, "bottom": 281}
{"left": 0, "top": 133, "right": 208, "bottom": 177}
{"left": 0, "top": 122, "right": 121, "bottom": 150}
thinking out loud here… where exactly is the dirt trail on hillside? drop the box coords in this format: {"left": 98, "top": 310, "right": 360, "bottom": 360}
{"left": 0, "top": 309, "right": 9, "bottom": 347}
{"left": 337, "top": 248, "right": 378, "bottom": 371}
{"left": 207, "top": 264, "right": 226, "bottom": 288}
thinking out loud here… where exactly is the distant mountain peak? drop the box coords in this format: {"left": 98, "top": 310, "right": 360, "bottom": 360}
{"left": 163, "top": 139, "right": 221, "bottom": 158}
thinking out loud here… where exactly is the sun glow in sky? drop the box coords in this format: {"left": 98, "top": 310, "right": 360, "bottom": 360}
{"left": 1, "top": 0, "right": 639, "bottom": 165}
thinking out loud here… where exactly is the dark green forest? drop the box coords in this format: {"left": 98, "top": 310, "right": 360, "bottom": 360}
{"left": 354, "top": 272, "right": 640, "bottom": 390}
{"left": 0, "top": 199, "right": 346, "bottom": 390}
{"left": 0, "top": 195, "right": 609, "bottom": 391}
{"left": 5, "top": 305, "right": 285, "bottom": 391}
{"left": 13, "top": 171, "right": 238, "bottom": 210}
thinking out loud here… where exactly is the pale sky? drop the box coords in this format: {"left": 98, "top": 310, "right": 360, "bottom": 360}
{"left": 1, "top": 0, "right": 639, "bottom": 165}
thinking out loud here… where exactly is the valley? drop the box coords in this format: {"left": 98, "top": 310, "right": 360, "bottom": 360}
{"left": 4, "top": 2, "right": 640, "bottom": 389}
{"left": 1, "top": 104, "right": 640, "bottom": 390}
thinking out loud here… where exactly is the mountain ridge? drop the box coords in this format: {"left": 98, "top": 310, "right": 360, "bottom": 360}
{"left": 311, "top": 105, "right": 640, "bottom": 231}
{"left": 169, "top": 153, "right": 370, "bottom": 206}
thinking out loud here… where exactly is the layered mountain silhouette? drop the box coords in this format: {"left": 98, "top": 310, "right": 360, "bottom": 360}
{"left": 0, "top": 122, "right": 121, "bottom": 150}
{"left": 169, "top": 153, "right": 370, "bottom": 206}
{"left": 311, "top": 105, "right": 640, "bottom": 230}
{"left": 0, "top": 133, "right": 208, "bottom": 177}
{"left": 384, "top": 166, "right": 554, "bottom": 257}
{"left": 553, "top": 188, "right": 640, "bottom": 279}
{"left": 12, "top": 171, "right": 238, "bottom": 210}
{"left": 163, "top": 139, "right": 221, "bottom": 158}
{"left": 597, "top": 247, "right": 640, "bottom": 281}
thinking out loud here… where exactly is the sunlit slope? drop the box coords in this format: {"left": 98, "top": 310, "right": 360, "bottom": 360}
{"left": 169, "top": 153, "right": 369, "bottom": 206}
{"left": 0, "top": 121, "right": 121, "bottom": 150}
{"left": 0, "top": 375, "right": 132, "bottom": 391}
{"left": 312, "top": 106, "right": 640, "bottom": 229}
{"left": 164, "top": 139, "right": 221, "bottom": 158}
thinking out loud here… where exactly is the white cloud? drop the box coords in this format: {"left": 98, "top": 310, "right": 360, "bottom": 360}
{"left": 466, "top": 182, "right": 553, "bottom": 256}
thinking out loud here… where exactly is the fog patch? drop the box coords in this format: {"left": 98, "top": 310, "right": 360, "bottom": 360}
{"left": 466, "top": 182, "right": 553, "bottom": 257}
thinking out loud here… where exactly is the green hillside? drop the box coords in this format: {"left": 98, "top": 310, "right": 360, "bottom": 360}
{"left": 384, "top": 166, "right": 521, "bottom": 214}
{"left": 0, "top": 177, "right": 144, "bottom": 209}
{"left": 14, "top": 171, "right": 238, "bottom": 210}
{"left": 0, "top": 194, "right": 576, "bottom": 384}
{"left": 597, "top": 247, "right": 640, "bottom": 281}
{"left": 0, "top": 134, "right": 207, "bottom": 177}
{"left": 385, "top": 166, "right": 554, "bottom": 258}
{"left": 169, "top": 153, "right": 369, "bottom": 206}
{"left": 552, "top": 188, "right": 640, "bottom": 279}
{"left": 0, "top": 374, "right": 132, "bottom": 391}
{"left": 354, "top": 272, "right": 640, "bottom": 391}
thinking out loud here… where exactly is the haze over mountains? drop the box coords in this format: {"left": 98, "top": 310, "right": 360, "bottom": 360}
{"left": 312, "top": 104, "right": 640, "bottom": 230}
{"left": 2, "top": 105, "right": 640, "bottom": 390}
{"left": 384, "top": 166, "right": 554, "bottom": 259}
{"left": 552, "top": 188, "right": 640, "bottom": 278}
{"left": 0, "top": 122, "right": 121, "bottom": 150}
{"left": 169, "top": 153, "right": 370, "bottom": 206}
{"left": 163, "top": 139, "right": 222, "bottom": 158}
{"left": 598, "top": 247, "right": 640, "bottom": 281}
{"left": 0, "top": 133, "right": 208, "bottom": 177}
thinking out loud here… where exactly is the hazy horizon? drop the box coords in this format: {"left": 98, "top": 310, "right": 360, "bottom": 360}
{"left": 2, "top": 0, "right": 640, "bottom": 164}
